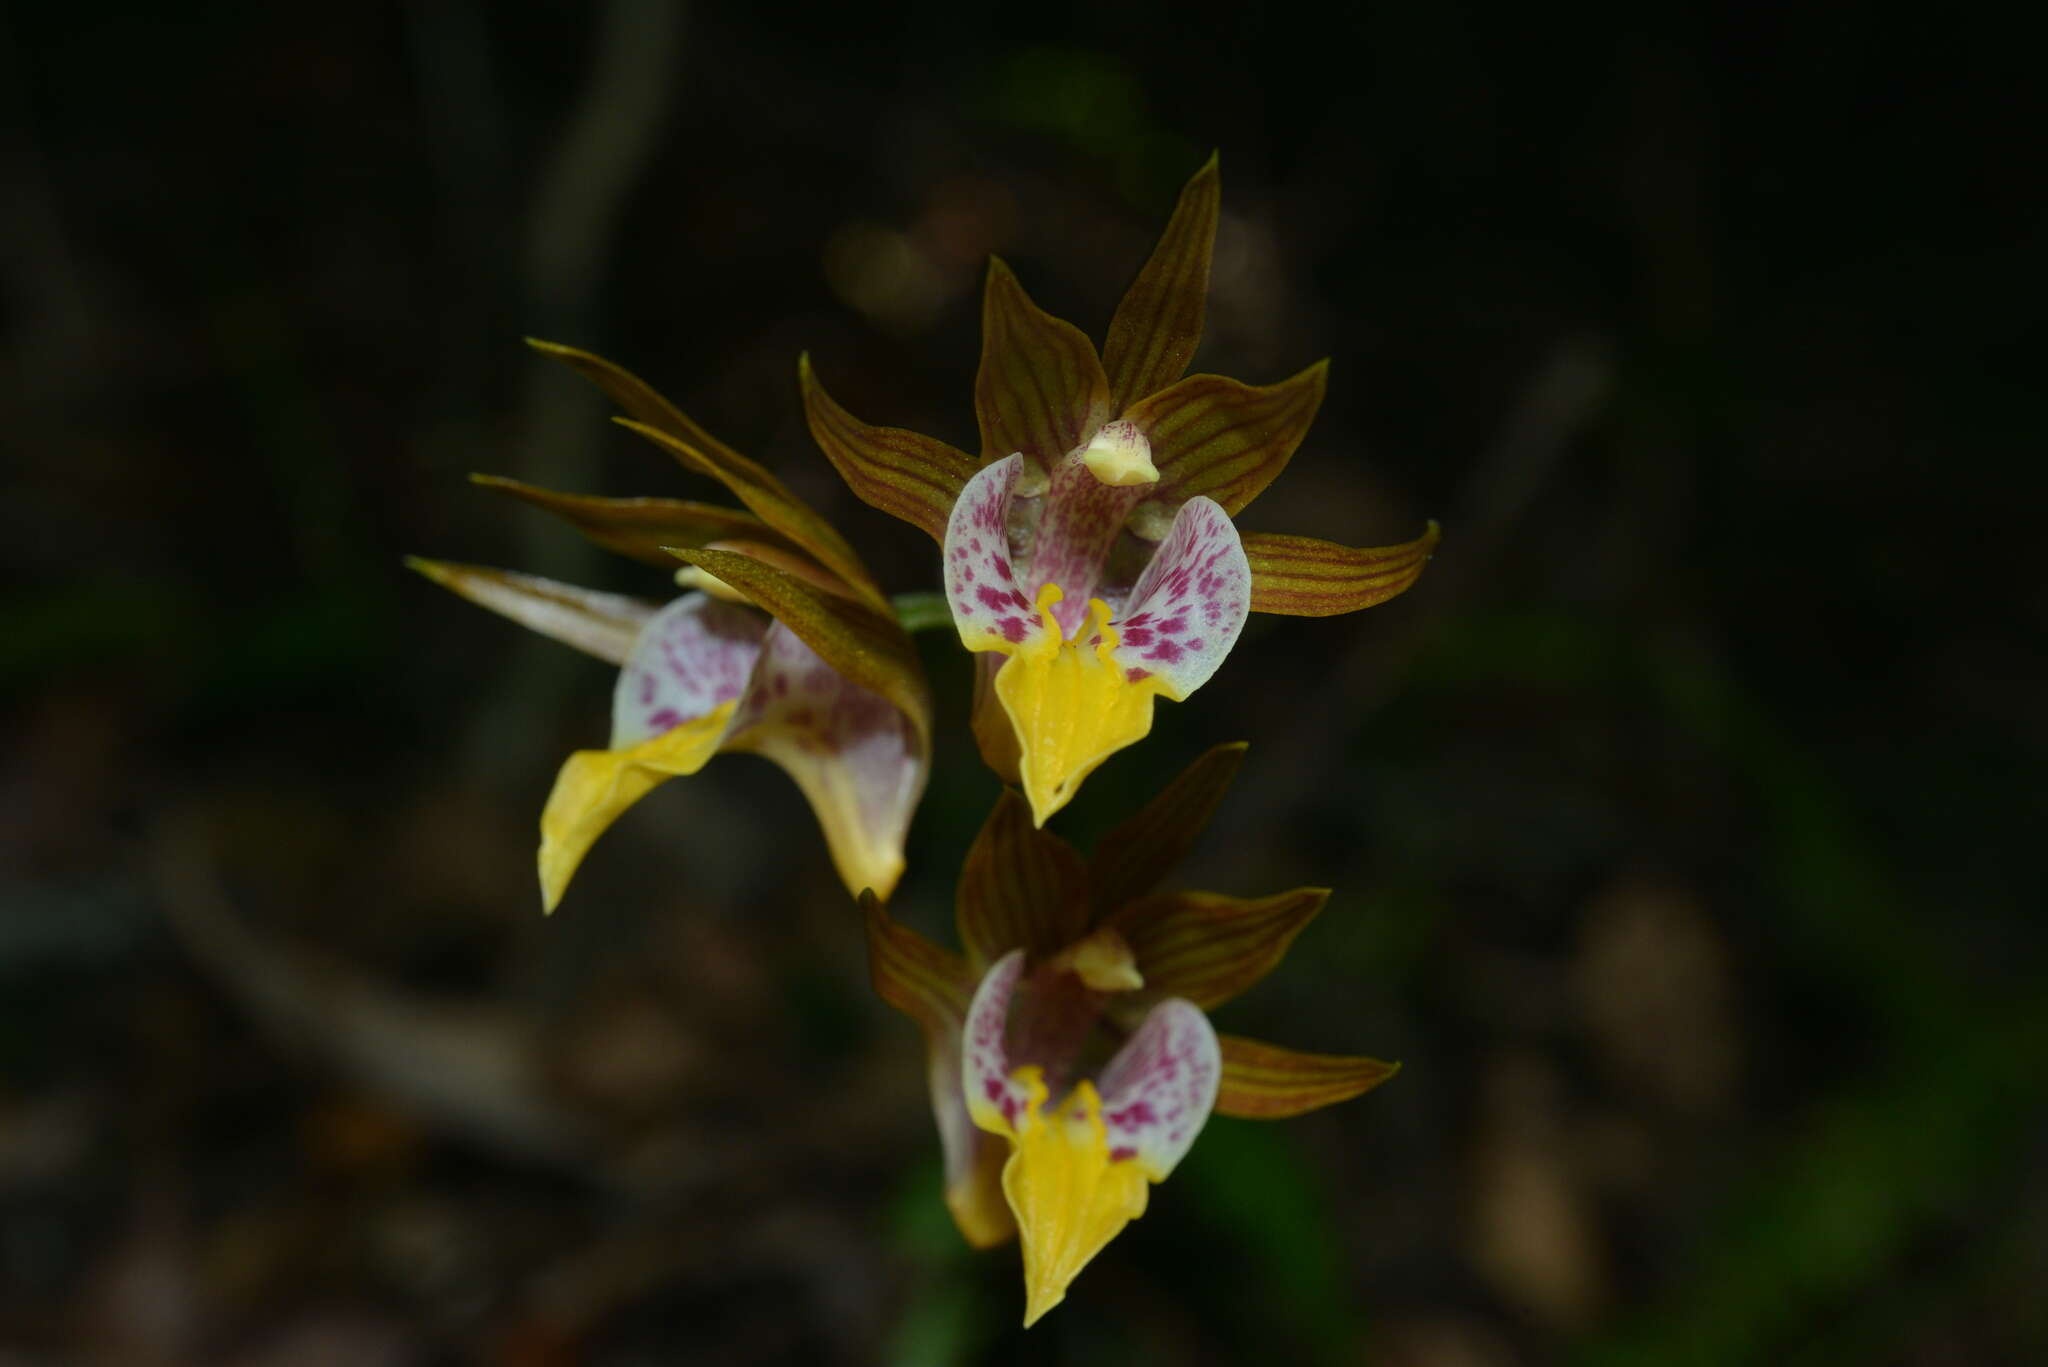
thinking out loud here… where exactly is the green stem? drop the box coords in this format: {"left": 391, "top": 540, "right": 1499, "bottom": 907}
{"left": 891, "top": 591, "right": 955, "bottom": 634}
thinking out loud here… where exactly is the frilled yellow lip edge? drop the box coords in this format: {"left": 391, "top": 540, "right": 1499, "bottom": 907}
{"left": 537, "top": 700, "right": 738, "bottom": 912}
{"left": 985, "top": 1067, "right": 1150, "bottom": 1328}
{"left": 993, "top": 586, "right": 1168, "bottom": 827}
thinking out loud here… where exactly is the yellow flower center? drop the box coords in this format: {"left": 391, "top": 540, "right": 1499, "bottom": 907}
{"left": 993, "top": 585, "right": 1166, "bottom": 825}
{"left": 997, "top": 1068, "right": 1150, "bottom": 1327}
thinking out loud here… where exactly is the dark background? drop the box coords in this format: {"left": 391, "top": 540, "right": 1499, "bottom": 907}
{"left": 3, "top": 3, "right": 2041, "bottom": 1364}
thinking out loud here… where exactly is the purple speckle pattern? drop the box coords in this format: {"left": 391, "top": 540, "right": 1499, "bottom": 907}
{"left": 609, "top": 594, "right": 769, "bottom": 749}
{"left": 962, "top": 950, "right": 1033, "bottom": 1134}
{"left": 1093, "top": 998, "right": 1220, "bottom": 1181}
{"left": 1107, "top": 497, "right": 1249, "bottom": 700}
{"left": 945, "top": 457, "right": 1046, "bottom": 653}
{"left": 947, "top": 447, "right": 1246, "bottom": 667}
{"left": 1028, "top": 454, "right": 1152, "bottom": 635}
{"left": 961, "top": 953, "right": 1221, "bottom": 1178}
{"left": 724, "top": 621, "right": 924, "bottom": 855}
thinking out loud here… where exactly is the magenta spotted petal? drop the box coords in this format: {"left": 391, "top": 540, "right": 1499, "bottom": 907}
{"left": 955, "top": 938, "right": 1221, "bottom": 1327}
{"left": 1026, "top": 455, "right": 1152, "bottom": 635}
{"left": 610, "top": 594, "right": 769, "bottom": 748}
{"left": 1107, "top": 497, "right": 1249, "bottom": 699}
{"left": 542, "top": 592, "right": 924, "bottom": 909}
{"left": 1093, "top": 999, "right": 1220, "bottom": 1180}
{"left": 959, "top": 946, "right": 1219, "bottom": 1186}
{"left": 725, "top": 621, "right": 926, "bottom": 900}
{"left": 944, "top": 457, "right": 1052, "bottom": 653}
{"left": 962, "top": 949, "right": 1036, "bottom": 1135}
{"left": 945, "top": 456, "right": 1255, "bottom": 826}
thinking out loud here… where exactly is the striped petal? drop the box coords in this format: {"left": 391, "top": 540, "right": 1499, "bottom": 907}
{"left": 684, "top": 537, "right": 863, "bottom": 603}
{"left": 1090, "top": 742, "right": 1247, "bottom": 915}
{"left": 669, "top": 546, "right": 932, "bottom": 753}
{"left": 1242, "top": 521, "right": 1441, "bottom": 616}
{"left": 1129, "top": 361, "right": 1328, "bottom": 516}
{"left": 620, "top": 418, "right": 888, "bottom": 612}
{"left": 725, "top": 622, "right": 926, "bottom": 901}
{"left": 1107, "top": 497, "right": 1251, "bottom": 701}
{"left": 405, "top": 558, "right": 657, "bottom": 665}
{"left": 1102, "top": 153, "right": 1220, "bottom": 413}
{"left": 1106, "top": 888, "right": 1330, "bottom": 1010}
{"left": 974, "top": 258, "right": 1113, "bottom": 466}
{"left": 799, "top": 354, "right": 978, "bottom": 544}
{"left": 955, "top": 791, "right": 1088, "bottom": 972}
{"left": 524, "top": 337, "right": 728, "bottom": 457}
{"left": 468, "top": 473, "right": 791, "bottom": 568}
{"left": 861, "top": 889, "right": 971, "bottom": 1028}
{"left": 1214, "top": 1035, "right": 1399, "bottom": 1119}
{"left": 943, "top": 456, "right": 1054, "bottom": 655}
{"left": 860, "top": 893, "right": 1013, "bottom": 1247}
{"left": 529, "top": 338, "right": 889, "bottom": 610}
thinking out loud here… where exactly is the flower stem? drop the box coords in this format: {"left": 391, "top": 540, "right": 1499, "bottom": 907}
{"left": 892, "top": 591, "right": 955, "bottom": 634}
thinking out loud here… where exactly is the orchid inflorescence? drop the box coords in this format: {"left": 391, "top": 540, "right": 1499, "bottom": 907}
{"left": 412, "top": 157, "right": 1436, "bottom": 1324}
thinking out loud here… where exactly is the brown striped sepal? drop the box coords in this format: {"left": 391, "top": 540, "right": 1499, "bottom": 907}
{"left": 522, "top": 338, "right": 887, "bottom": 612}
{"left": 1088, "top": 742, "right": 1247, "bottom": 915}
{"left": 620, "top": 418, "right": 888, "bottom": 613}
{"left": 1242, "top": 520, "right": 1441, "bottom": 617}
{"left": 1102, "top": 153, "right": 1220, "bottom": 413}
{"left": 403, "top": 558, "right": 656, "bottom": 664}
{"left": 694, "top": 538, "right": 865, "bottom": 602}
{"left": 469, "top": 473, "right": 794, "bottom": 568}
{"left": 859, "top": 892, "right": 1016, "bottom": 1249}
{"left": 860, "top": 890, "right": 970, "bottom": 1032}
{"left": 955, "top": 789, "right": 1089, "bottom": 972}
{"left": 667, "top": 546, "right": 932, "bottom": 750}
{"left": 1127, "top": 361, "right": 1329, "bottom": 516}
{"left": 799, "top": 354, "right": 979, "bottom": 544}
{"left": 525, "top": 337, "right": 728, "bottom": 458}
{"left": 974, "top": 257, "right": 1113, "bottom": 465}
{"left": 1213, "top": 1035, "right": 1399, "bottom": 1119}
{"left": 1107, "top": 887, "right": 1330, "bottom": 1011}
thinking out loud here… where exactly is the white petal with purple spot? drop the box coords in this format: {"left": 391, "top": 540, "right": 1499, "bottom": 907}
{"left": 610, "top": 594, "right": 769, "bottom": 748}
{"left": 943, "top": 456, "right": 1048, "bottom": 653}
{"left": 1108, "top": 497, "right": 1250, "bottom": 699}
{"left": 1026, "top": 452, "right": 1152, "bottom": 635}
{"left": 962, "top": 950, "right": 1035, "bottom": 1135}
{"left": 723, "top": 621, "right": 926, "bottom": 899}
{"left": 1093, "top": 998, "right": 1220, "bottom": 1180}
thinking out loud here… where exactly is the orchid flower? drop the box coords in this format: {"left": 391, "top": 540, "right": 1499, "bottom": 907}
{"left": 411, "top": 341, "right": 932, "bottom": 909}
{"left": 862, "top": 744, "right": 1398, "bottom": 1325}
{"left": 802, "top": 156, "right": 1440, "bottom": 824}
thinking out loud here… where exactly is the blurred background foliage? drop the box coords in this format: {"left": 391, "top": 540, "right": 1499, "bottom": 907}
{"left": 2, "top": 2, "right": 2041, "bottom": 1364}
